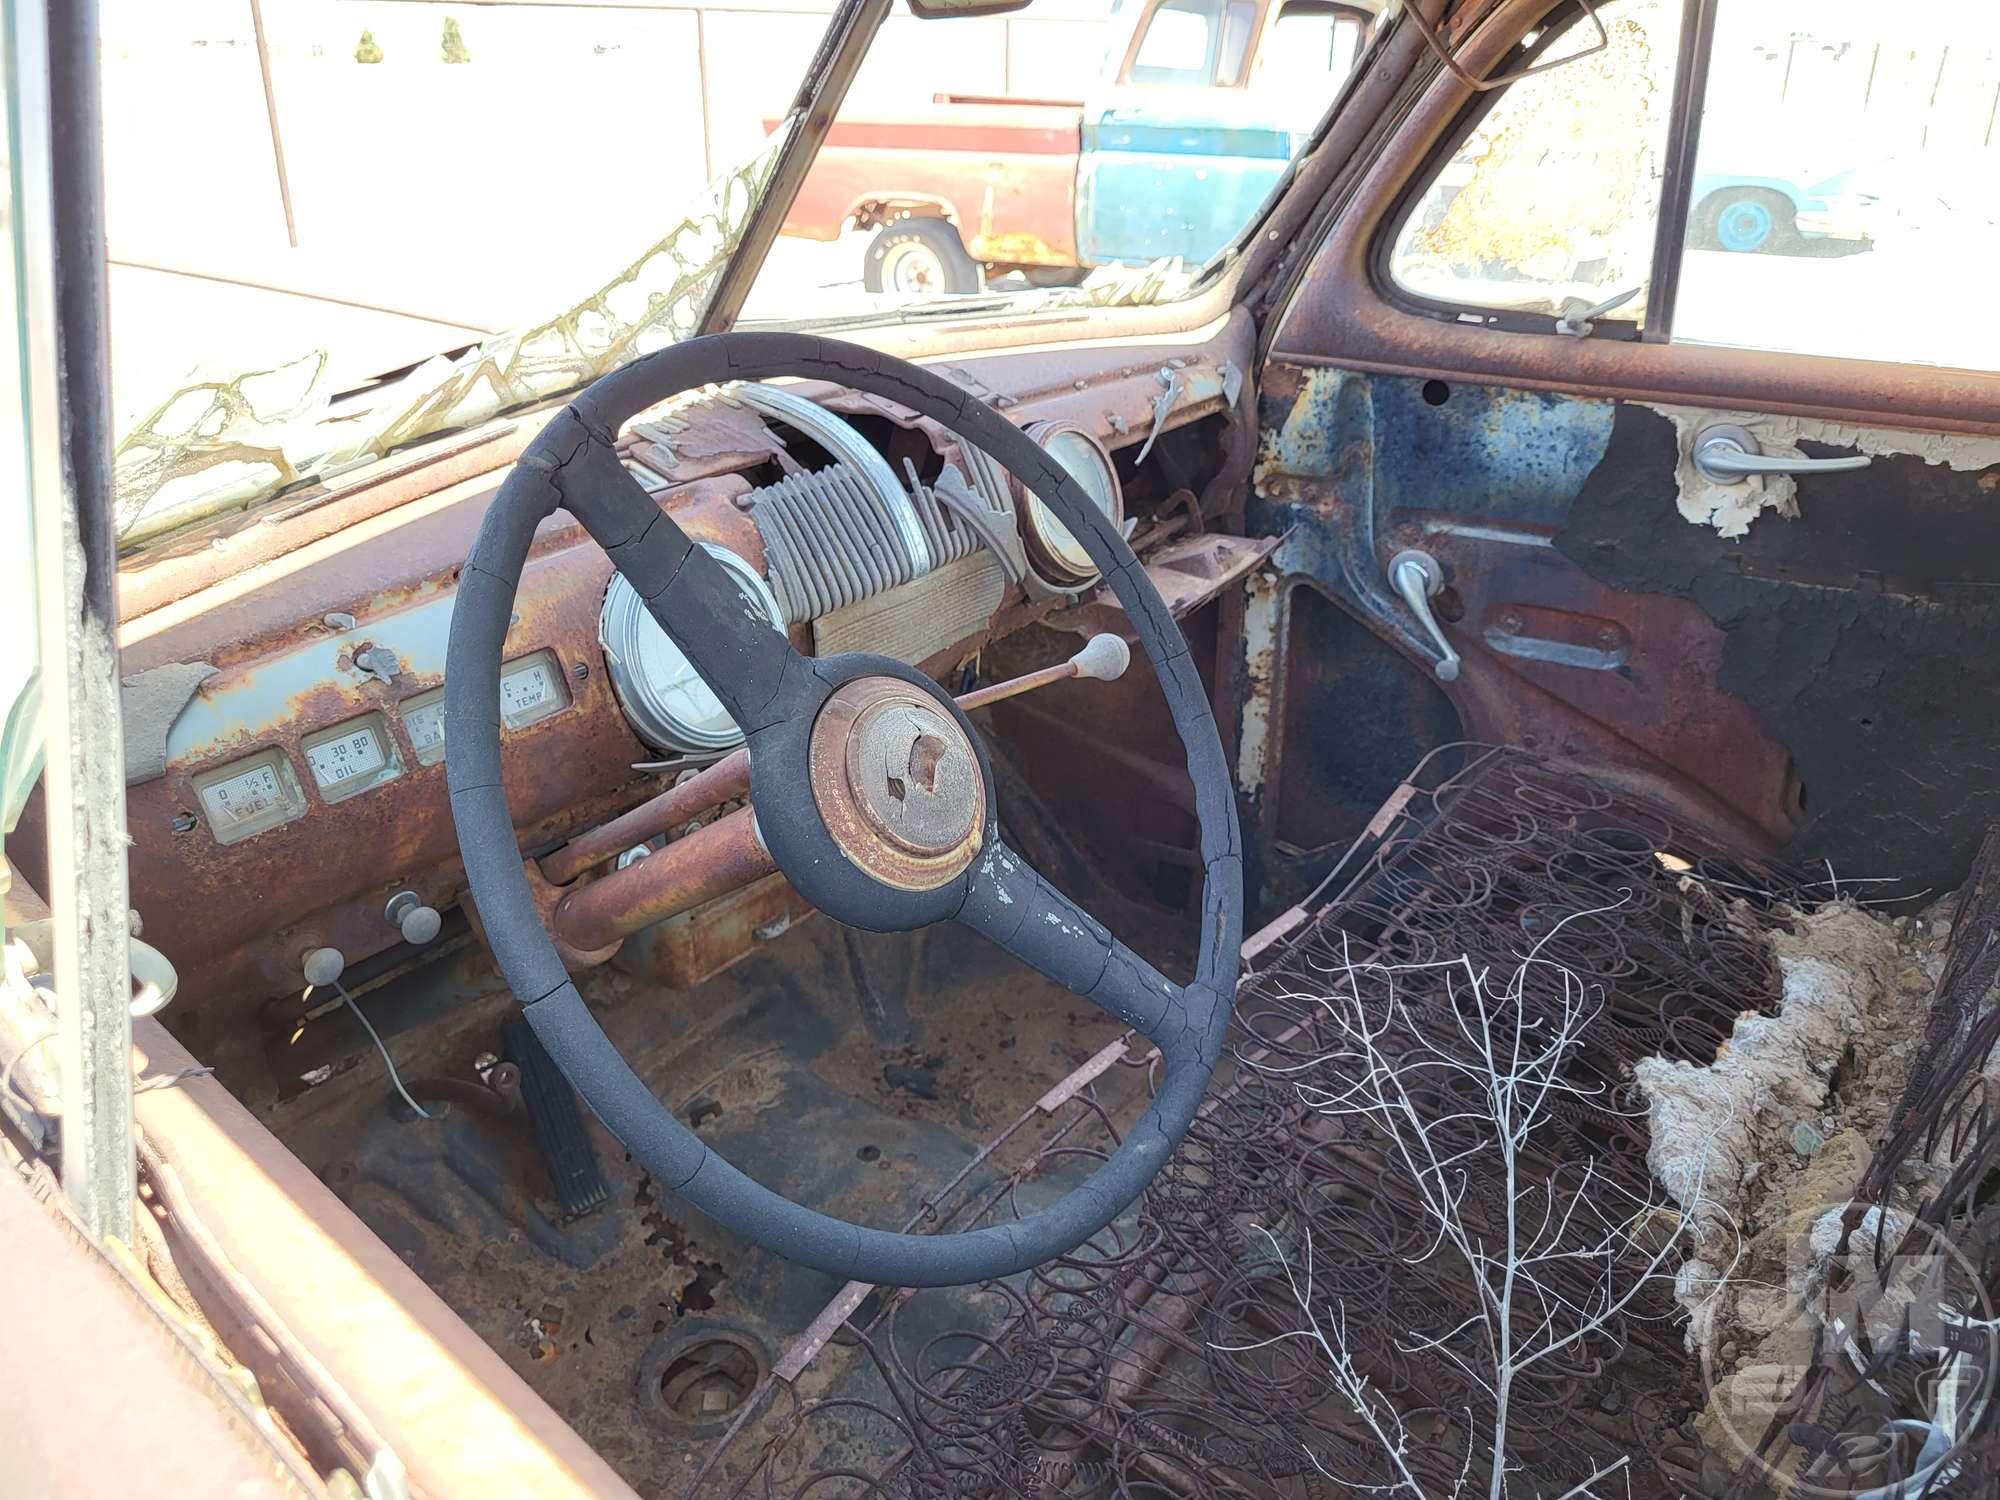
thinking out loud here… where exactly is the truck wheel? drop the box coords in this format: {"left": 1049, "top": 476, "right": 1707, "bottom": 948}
{"left": 864, "top": 218, "right": 982, "bottom": 296}
{"left": 1693, "top": 188, "right": 1798, "bottom": 254}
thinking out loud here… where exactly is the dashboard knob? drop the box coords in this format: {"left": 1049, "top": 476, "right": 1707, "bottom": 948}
{"left": 385, "top": 890, "right": 442, "bottom": 946}
{"left": 301, "top": 946, "right": 346, "bottom": 988}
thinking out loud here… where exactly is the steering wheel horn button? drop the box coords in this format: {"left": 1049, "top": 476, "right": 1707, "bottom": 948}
{"left": 809, "top": 677, "right": 984, "bottom": 890}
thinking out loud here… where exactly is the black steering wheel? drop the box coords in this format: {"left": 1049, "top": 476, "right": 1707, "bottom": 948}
{"left": 445, "top": 333, "right": 1241, "bottom": 1287}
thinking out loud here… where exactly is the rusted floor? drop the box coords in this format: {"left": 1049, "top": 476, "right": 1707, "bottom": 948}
{"left": 232, "top": 897, "right": 1182, "bottom": 1492}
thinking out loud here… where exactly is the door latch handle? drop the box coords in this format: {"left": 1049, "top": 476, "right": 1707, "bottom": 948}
{"left": 1388, "top": 548, "right": 1460, "bottom": 683}
{"left": 1692, "top": 424, "right": 1872, "bottom": 482}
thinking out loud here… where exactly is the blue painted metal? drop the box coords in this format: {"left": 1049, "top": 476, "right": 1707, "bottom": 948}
{"left": 164, "top": 593, "right": 455, "bottom": 766}
{"left": 1076, "top": 106, "right": 1293, "bottom": 267}
{"left": 1715, "top": 196, "right": 1774, "bottom": 252}
{"left": 1248, "top": 368, "right": 1615, "bottom": 667}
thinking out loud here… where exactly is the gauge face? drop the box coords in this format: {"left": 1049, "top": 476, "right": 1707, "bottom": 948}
{"left": 194, "top": 750, "right": 307, "bottom": 844}
{"left": 600, "top": 543, "right": 787, "bottom": 754}
{"left": 402, "top": 690, "right": 447, "bottom": 765}
{"left": 500, "top": 651, "right": 570, "bottom": 730}
{"left": 302, "top": 714, "right": 401, "bottom": 802}
{"left": 1020, "top": 424, "right": 1122, "bottom": 587}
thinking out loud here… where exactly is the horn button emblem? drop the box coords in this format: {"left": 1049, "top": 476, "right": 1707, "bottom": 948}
{"left": 809, "top": 678, "right": 985, "bottom": 891}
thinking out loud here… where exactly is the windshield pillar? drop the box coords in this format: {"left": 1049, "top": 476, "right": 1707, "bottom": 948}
{"left": 6, "top": 0, "right": 138, "bottom": 1244}
{"left": 697, "top": 0, "right": 894, "bottom": 333}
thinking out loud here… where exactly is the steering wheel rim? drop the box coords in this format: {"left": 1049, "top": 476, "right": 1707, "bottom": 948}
{"left": 445, "top": 332, "right": 1242, "bottom": 1287}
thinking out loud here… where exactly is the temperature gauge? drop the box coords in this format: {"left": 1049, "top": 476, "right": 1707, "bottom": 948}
{"left": 302, "top": 714, "right": 402, "bottom": 802}
{"left": 194, "top": 750, "right": 307, "bottom": 845}
{"left": 499, "top": 651, "right": 569, "bottom": 731}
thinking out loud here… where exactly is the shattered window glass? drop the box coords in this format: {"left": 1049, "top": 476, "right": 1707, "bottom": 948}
{"left": 1386, "top": 0, "right": 1683, "bottom": 328}
{"left": 111, "top": 138, "right": 779, "bottom": 550}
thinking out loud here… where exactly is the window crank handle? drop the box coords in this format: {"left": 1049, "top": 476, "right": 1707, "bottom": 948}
{"left": 1388, "top": 548, "right": 1461, "bottom": 684}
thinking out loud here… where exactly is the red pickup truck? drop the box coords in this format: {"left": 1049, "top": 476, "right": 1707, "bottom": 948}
{"left": 780, "top": 0, "right": 1378, "bottom": 293}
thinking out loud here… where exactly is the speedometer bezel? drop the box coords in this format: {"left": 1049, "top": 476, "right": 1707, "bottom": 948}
{"left": 598, "top": 540, "right": 787, "bottom": 754}
{"left": 1010, "top": 420, "right": 1123, "bottom": 589}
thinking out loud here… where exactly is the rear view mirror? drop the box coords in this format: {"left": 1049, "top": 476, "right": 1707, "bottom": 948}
{"left": 906, "top": 0, "right": 1031, "bottom": 17}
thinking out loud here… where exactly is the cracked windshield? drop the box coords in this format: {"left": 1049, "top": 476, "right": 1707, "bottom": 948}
{"left": 102, "top": 0, "right": 1372, "bottom": 550}
{"left": 103, "top": 0, "right": 1999, "bottom": 550}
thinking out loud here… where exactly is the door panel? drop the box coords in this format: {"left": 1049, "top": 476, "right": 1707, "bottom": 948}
{"left": 1243, "top": 0, "right": 2000, "bottom": 907}
{"left": 1078, "top": 90, "right": 1292, "bottom": 266}
{"left": 1245, "top": 357, "right": 2000, "bottom": 903}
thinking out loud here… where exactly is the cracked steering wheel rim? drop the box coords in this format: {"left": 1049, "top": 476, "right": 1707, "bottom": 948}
{"left": 445, "top": 332, "right": 1242, "bottom": 1288}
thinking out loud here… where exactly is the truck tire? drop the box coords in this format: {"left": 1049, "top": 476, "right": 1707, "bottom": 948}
{"left": 864, "top": 218, "right": 983, "bottom": 296}
{"left": 1692, "top": 187, "right": 1798, "bottom": 254}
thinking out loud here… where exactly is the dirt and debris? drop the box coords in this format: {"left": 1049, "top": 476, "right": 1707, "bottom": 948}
{"left": 1635, "top": 897, "right": 1969, "bottom": 1488}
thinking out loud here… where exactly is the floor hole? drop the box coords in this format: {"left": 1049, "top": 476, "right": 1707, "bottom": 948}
{"left": 638, "top": 1328, "right": 769, "bottom": 1432}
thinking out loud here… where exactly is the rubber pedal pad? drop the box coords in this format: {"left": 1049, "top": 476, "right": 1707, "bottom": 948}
{"left": 502, "top": 1019, "right": 611, "bottom": 1219}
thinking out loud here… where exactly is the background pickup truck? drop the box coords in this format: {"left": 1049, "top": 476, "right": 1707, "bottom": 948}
{"left": 780, "top": 0, "right": 1380, "bottom": 293}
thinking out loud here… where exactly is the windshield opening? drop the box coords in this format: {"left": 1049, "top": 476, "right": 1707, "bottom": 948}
{"left": 740, "top": 0, "right": 1378, "bottom": 327}
{"left": 102, "top": 0, "right": 1377, "bottom": 556}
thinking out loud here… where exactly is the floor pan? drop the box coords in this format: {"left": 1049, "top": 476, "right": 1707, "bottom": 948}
{"left": 689, "top": 747, "right": 1825, "bottom": 1499}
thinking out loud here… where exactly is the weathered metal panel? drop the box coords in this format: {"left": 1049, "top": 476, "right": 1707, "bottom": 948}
{"left": 1248, "top": 362, "right": 1797, "bottom": 885}
{"left": 1077, "top": 107, "right": 1294, "bottom": 267}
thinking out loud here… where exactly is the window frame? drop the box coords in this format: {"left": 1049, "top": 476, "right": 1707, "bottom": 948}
{"left": 1266, "top": 0, "right": 2000, "bottom": 437}
{"left": 1365, "top": 0, "right": 1670, "bottom": 343}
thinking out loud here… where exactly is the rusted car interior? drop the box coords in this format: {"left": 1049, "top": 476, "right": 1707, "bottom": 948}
{"left": 7, "top": 1, "right": 2000, "bottom": 1496}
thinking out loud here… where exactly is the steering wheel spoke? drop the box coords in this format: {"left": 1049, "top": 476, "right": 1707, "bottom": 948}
{"left": 958, "top": 839, "right": 1186, "bottom": 1050}
{"left": 545, "top": 407, "right": 810, "bottom": 736}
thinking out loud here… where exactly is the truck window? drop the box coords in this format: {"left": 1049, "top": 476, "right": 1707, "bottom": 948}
{"left": 1130, "top": 0, "right": 1227, "bottom": 85}
{"left": 1261, "top": 2, "right": 1371, "bottom": 93}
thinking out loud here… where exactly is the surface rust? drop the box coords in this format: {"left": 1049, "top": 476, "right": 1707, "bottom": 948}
{"left": 542, "top": 750, "right": 754, "bottom": 887}
{"left": 806, "top": 677, "right": 985, "bottom": 893}
{"left": 554, "top": 808, "right": 777, "bottom": 955}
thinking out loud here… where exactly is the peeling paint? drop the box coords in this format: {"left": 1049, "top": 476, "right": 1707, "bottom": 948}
{"left": 1235, "top": 569, "right": 1281, "bottom": 797}
{"left": 1644, "top": 402, "right": 2000, "bottom": 538}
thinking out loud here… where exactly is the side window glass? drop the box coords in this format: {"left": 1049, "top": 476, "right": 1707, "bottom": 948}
{"left": 1216, "top": 0, "right": 1260, "bottom": 87}
{"left": 1385, "top": 0, "right": 1683, "bottom": 328}
{"left": 1130, "top": 0, "right": 1222, "bottom": 85}
{"left": 1674, "top": 5, "right": 2000, "bottom": 371}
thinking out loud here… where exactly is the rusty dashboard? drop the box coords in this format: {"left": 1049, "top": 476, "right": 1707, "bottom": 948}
{"left": 46, "top": 326, "right": 1255, "bottom": 1030}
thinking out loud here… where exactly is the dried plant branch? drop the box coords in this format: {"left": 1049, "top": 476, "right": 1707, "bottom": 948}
{"left": 1220, "top": 903, "right": 1731, "bottom": 1500}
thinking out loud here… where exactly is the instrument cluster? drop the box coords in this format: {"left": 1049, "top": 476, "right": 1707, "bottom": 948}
{"left": 66, "top": 337, "right": 1244, "bottom": 1023}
